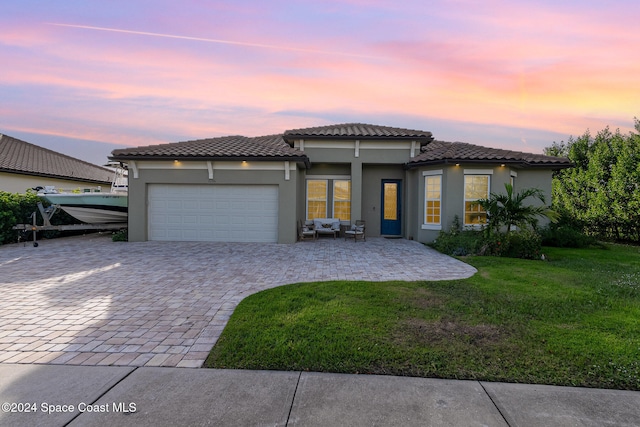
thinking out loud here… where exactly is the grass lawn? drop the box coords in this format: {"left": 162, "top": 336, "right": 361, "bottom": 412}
{"left": 204, "top": 244, "right": 640, "bottom": 390}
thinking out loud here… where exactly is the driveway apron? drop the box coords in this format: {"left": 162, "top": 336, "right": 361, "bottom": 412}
{"left": 0, "top": 234, "right": 476, "bottom": 368}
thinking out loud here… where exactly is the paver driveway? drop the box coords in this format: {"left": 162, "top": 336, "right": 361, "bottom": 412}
{"left": 0, "top": 234, "right": 476, "bottom": 368}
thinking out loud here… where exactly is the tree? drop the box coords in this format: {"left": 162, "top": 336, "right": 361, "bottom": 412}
{"left": 546, "top": 119, "right": 640, "bottom": 242}
{"left": 475, "top": 183, "right": 556, "bottom": 237}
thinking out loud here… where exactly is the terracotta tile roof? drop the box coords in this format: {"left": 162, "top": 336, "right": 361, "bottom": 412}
{"left": 0, "top": 133, "right": 114, "bottom": 184}
{"left": 283, "top": 123, "right": 433, "bottom": 143}
{"left": 108, "top": 124, "right": 571, "bottom": 170}
{"left": 110, "top": 134, "right": 309, "bottom": 165}
{"left": 408, "top": 140, "right": 573, "bottom": 168}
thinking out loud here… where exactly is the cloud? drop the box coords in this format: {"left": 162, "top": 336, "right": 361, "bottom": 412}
{"left": 1, "top": 0, "right": 637, "bottom": 158}
{"left": 46, "top": 23, "right": 388, "bottom": 61}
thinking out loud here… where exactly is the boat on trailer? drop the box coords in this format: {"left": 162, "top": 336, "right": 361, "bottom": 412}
{"left": 38, "top": 164, "right": 128, "bottom": 224}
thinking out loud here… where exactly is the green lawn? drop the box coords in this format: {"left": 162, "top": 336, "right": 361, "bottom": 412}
{"left": 204, "top": 244, "right": 640, "bottom": 390}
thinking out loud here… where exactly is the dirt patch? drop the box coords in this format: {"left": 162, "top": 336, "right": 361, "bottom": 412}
{"left": 400, "top": 317, "right": 506, "bottom": 347}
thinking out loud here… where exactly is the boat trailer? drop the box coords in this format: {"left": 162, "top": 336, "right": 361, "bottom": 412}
{"left": 12, "top": 202, "right": 127, "bottom": 247}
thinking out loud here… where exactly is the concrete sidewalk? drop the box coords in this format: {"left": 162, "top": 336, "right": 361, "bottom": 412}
{"left": 1, "top": 364, "right": 638, "bottom": 427}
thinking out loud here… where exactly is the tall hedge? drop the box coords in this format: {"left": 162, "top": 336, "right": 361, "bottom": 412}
{"left": 545, "top": 119, "right": 640, "bottom": 243}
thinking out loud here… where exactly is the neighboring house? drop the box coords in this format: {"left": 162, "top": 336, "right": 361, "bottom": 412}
{"left": 0, "top": 133, "right": 114, "bottom": 193}
{"left": 110, "top": 123, "right": 572, "bottom": 244}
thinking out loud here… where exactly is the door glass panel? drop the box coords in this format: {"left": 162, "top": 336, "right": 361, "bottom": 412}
{"left": 383, "top": 183, "right": 397, "bottom": 220}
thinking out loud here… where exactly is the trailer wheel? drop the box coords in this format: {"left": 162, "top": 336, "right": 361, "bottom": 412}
{"left": 33, "top": 242, "right": 39, "bottom": 247}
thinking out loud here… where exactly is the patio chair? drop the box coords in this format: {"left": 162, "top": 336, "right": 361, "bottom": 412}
{"left": 344, "top": 220, "right": 366, "bottom": 242}
{"left": 298, "top": 219, "right": 316, "bottom": 241}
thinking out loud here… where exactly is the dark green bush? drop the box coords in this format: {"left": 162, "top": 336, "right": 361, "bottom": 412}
{"left": 504, "top": 228, "right": 542, "bottom": 259}
{"left": 541, "top": 225, "right": 598, "bottom": 248}
{"left": 112, "top": 228, "right": 128, "bottom": 242}
{"left": 0, "top": 191, "right": 40, "bottom": 245}
{"left": 540, "top": 210, "right": 599, "bottom": 248}
{"left": 431, "top": 219, "right": 543, "bottom": 260}
{"left": 432, "top": 228, "right": 484, "bottom": 256}
{"left": 0, "top": 191, "right": 80, "bottom": 245}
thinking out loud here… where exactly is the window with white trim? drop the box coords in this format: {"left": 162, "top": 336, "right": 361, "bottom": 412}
{"left": 424, "top": 175, "right": 441, "bottom": 226}
{"left": 464, "top": 175, "right": 490, "bottom": 225}
{"left": 306, "top": 178, "right": 351, "bottom": 220}
{"left": 307, "top": 180, "right": 327, "bottom": 220}
{"left": 333, "top": 180, "right": 351, "bottom": 221}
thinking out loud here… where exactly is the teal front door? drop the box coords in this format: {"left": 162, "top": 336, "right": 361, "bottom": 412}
{"left": 381, "top": 180, "right": 401, "bottom": 235}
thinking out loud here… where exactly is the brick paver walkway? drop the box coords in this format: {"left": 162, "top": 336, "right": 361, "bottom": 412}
{"left": 0, "top": 234, "right": 476, "bottom": 368}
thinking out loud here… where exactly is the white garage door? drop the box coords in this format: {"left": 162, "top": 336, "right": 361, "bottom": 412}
{"left": 148, "top": 184, "right": 278, "bottom": 242}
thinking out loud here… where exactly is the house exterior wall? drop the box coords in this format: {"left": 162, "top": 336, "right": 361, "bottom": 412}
{"left": 512, "top": 168, "right": 553, "bottom": 227}
{"left": 121, "top": 140, "right": 558, "bottom": 245}
{"left": 361, "top": 165, "right": 405, "bottom": 236}
{"left": 410, "top": 164, "right": 556, "bottom": 243}
{"left": 125, "top": 160, "right": 298, "bottom": 243}
{"left": 294, "top": 138, "right": 419, "bottom": 230}
{"left": 0, "top": 171, "right": 110, "bottom": 194}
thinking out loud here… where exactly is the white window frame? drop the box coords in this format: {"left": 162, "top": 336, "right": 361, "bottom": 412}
{"left": 306, "top": 176, "right": 351, "bottom": 220}
{"left": 306, "top": 179, "right": 328, "bottom": 220}
{"left": 463, "top": 172, "right": 492, "bottom": 227}
{"left": 422, "top": 170, "right": 442, "bottom": 230}
{"left": 332, "top": 180, "right": 351, "bottom": 221}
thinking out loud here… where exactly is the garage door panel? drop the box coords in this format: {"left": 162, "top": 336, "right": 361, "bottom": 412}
{"left": 182, "top": 215, "right": 197, "bottom": 225}
{"left": 148, "top": 184, "right": 278, "bottom": 242}
{"left": 199, "top": 214, "right": 214, "bottom": 223}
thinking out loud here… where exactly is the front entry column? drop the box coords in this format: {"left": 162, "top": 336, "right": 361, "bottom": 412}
{"left": 351, "top": 161, "right": 362, "bottom": 223}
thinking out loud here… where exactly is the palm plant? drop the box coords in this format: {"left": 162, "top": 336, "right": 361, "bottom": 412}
{"left": 475, "top": 183, "right": 558, "bottom": 236}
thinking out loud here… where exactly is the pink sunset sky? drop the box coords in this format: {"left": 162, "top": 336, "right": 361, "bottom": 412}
{"left": 1, "top": 0, "right": 638, "bottom": 165}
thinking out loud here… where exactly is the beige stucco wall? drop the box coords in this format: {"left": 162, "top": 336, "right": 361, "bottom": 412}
{"left": 125, "top": 161, "right": 299, "bottom": 243}
{"left": 0, "top": 172, "right": 110, "bottom": 194}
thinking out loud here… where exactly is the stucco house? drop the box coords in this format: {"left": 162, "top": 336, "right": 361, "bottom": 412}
{"left": 110, "top": 123, "right": 572, "bottom": 244}
{"left": 0, "top": 133, "right": 114, "bottom": 193}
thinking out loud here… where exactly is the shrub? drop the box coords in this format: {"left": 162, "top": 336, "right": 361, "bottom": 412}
{"left": 504, "top": 228, "right": 542, "bottom": 259}
{"left": 0, "top": 191, "right": 40, "bottom": 245}
{"left": 541, "top": 225, "right": 598, "bottom": 248}
{"left": 475, "top": 229, "right": 542, "bottom": 259}
{"left": 432, "top": 228, "right": 484, "bottom": 256}
{"left": 0, "top": 190, "right": 85, "bottom": 245}
{"left": 540, "top": 210, "right": 599, "bottom": 248}
{"left": 432, "top": 219, "right": 543, "bottom": 260}
{"left": 112, "top": 228, "right": 128, "bottom": 242}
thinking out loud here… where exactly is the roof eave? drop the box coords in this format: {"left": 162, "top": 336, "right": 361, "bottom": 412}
{"left": 0, "top": 168, "right": 112, "bottom": 185}
{"left": 109, "top": 154, "right": 311, "bottom": 168}
{"left": 405, "top": 158, "right": 574, "bottom": 169}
